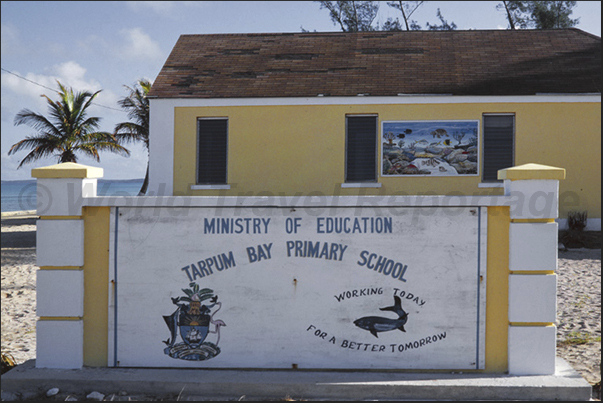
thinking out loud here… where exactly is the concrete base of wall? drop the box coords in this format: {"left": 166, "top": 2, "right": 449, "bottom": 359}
{"left": 1, "top": 357, "right": 592, "bottom": 401}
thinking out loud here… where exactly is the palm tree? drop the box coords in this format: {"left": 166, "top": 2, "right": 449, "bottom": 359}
{"left": 9, "top": 81, "right": 129, "bottom": 168}
{"left": 114, "top": 79, "right": 151, "bottom": 195}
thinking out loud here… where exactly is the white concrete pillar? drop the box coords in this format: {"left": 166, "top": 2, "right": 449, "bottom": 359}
{"left": 31, "top": 162, "right": 103, "bottom": 369}
{"left": 498, "top": 163, "right": 565, "bottom": 376}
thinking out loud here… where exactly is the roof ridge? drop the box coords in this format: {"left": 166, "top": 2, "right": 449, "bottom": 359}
{"left": 176, "top": 28, "right": 597, "bottom": 37}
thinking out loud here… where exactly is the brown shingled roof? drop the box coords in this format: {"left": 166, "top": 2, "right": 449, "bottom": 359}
{"left": 148, "top": 29, "right": 601, "bottom": 98}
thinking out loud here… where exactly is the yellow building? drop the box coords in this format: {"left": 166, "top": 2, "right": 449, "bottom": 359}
{"left": 147, "top": 29, "right": 601, "bottom": 230}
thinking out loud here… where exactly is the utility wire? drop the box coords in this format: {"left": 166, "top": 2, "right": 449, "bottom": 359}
{"left": 1, "top": 67, "right": 125, "bottom": 112}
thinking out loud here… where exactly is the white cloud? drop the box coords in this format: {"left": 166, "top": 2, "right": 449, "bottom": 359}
{"left": 1, "top": 61, "right": 110, "bottom": 114}
{"left": 125, "top": 1, "right": 204, "bottom": 16}
{"left": 77, "top": 34, "right": 109, "bottom": 56}
{"left": 1, "top": 71, "right": 59, "bottom": 111}
{"left": 55, "top": 61, "right": 101, "bottom": 90}
{"left": 127, "top": 1, "right": 175, "bottom": 14}
{"left": 75, "top": 29, "right": 163, "bottom": 65}
{"left": 1, "top": 22, "right": 21, "bottom": 56}
{"left": 116, "top": 28, "right": 163, "bottom": 61}
{"left": 2, "top": 61, "right": 110, "bottom": 106}
{"left": 2, "top": 61, "right": 102, "bottom": 96}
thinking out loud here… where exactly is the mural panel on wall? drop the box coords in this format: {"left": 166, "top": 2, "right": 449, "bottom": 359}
{"left": 109, "top": 206, "right": 486, "bottom": 370}
{"left": 382, "top": 120, "right": 479, "bottom": 176}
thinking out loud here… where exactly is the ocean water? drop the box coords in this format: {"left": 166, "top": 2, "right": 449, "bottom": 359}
{"left": 1, "top": 179, "right": 144, "bottom": 213}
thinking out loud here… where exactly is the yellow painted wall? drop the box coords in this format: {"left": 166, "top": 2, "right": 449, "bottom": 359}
{"left": 485, "top": 206, "right": 510, "bottom": 372}
{"left": 83, "top": 206, "right": 110, "bottom": 366}
{"left": 173, "top": 102, "right": 600, "bottom": 219}
{"left": 514, "top": 103, "right": 601, "bottom": 220}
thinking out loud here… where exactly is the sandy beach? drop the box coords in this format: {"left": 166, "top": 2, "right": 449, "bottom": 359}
{"left": 1, "top": 210, "right": 600, "bottom": 398}
{"left": 1, "top": 211, "right": 37, "bottom": 369}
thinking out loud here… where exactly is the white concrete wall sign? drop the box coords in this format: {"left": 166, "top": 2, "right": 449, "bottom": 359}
{"left": 109, "top": 206, "right": 487, "bottom": 370}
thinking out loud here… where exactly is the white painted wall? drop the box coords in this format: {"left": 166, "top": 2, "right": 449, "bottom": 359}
{"left": 508, "top": 274, "right": 557, "bottom": 323}
{"left": 504, "top": 180, "right": 559, "bottom": 220}
{"left": 109, "top": 206, "right": 487, "bottom": 370}
{"left": 148, "top": 98, "right": 175, "bottom": 196}
{"left": 36, "top": 320, "right": 84, "bottom": 369}
{"left": 508, "top": 326, "right": 556, "bottom": 375}
{"left": 37, "top": 270, "right": 84, "bottom": 317}
{"left": 509, "top": 223, "right": 558, "bottom": 271}
{"left": 36, "top": 178, "right": 97, "bottom": 216}
{"left": 36, "top": 220, "right": 84, "bottom": 267}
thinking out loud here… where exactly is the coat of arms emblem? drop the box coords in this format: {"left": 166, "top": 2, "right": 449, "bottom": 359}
{"left": 163, "top": 283, "right": 225, "bottom": 361}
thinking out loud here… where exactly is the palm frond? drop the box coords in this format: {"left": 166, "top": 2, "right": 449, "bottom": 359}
{"left": 75, "top": 143, "right": 101, "bottom": 162}
{"left": 114, "top": 79, "right": 151, "bottom": 152}
{"left": 9, "top": 134, "right": 61, "bottom": 155}
{"left": 78, "top": 132, "right": 131, "bottom": 157}
{"left": 78, "top": 89, "right": 101, "bottom": 120}
{"left": 14, "top": 109, "right": 61, "bottom": 137}
{"left": 10, "top": 134, "right": 65, "bottom": 168}
{"left": 114, "top": 122, "right": 147, "bottom": 144}
{"left": 10, "top": 80, "right": 131, "bottom": 168}
{"left": 79, "top": 116, "right": 103, "bottom": 133}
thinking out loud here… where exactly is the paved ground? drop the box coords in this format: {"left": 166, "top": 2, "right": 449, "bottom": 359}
{"left": 0, "top": 357, "right": 593, "bottom": 401}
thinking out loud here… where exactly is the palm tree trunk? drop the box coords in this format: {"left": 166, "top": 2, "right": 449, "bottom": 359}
{"left": 139, "top": 163, "right": 149, "bottom": 195}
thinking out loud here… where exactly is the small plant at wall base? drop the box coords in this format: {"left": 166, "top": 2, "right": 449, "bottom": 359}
{"left": 557, "top": 331, "right": 601, "bottom": 346}
{"left": 1, "top": 352, "right": 17, "bottom": 374}
{"left": 560, "top": 211, "right": 588, "bottom": 249}
{"left": 567, "top": 211, "right": 588, "bottom": 231}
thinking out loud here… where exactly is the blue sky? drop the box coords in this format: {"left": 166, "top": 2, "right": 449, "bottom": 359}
{"left": 1, "top": 1, "right": 601, "bottom": 180}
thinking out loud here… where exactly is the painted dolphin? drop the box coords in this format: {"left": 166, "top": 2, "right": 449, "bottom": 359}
{"left": 353, "top": 296, "right": 408, "bottom": 338}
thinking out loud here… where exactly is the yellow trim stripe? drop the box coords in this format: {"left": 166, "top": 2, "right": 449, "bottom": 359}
{"left": 509, "top": 322, "right": 555, "bottom": 327}
{"left": 510, "top": 271, "right": 556, "bottom": 275}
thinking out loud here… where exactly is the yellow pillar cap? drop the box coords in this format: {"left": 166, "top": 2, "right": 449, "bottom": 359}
{"left": 32, "top": 162, "right": 104, "bottom": 179}
{"left": 497, "top": 163, "right": 566, "bottom": 181}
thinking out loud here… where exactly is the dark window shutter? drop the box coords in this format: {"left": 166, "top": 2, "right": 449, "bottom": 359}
{"left": 482, "top": 115, "right": 514, "bottom": 182}
{"left": 346, "top": 116, "right": 377, "bottom": 182}
{"left": 197, "top": 119, "right": 228, "bottom": 184}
